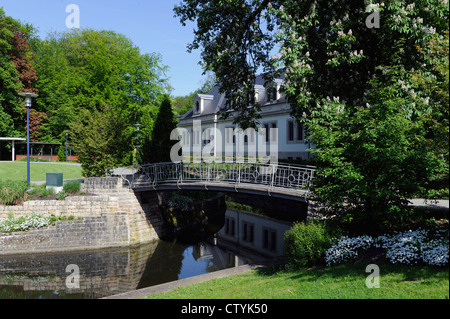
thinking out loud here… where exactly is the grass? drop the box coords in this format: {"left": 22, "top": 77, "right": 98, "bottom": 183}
{"left": 0, "top": 162, "right": 82, "bottom": 182}
{"left": 146, "top": 262, "right": 449, "bottom": 299}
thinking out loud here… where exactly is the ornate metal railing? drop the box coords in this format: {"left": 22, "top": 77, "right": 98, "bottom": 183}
{"left": 119, "top": 162, "right": 315, "bottom": 193}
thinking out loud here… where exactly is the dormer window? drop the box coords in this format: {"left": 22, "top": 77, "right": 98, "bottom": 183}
{"left": 193, "top": 94, "right": 214, "bottom": 115}
{"left": 196, "top": 101, "right": 200, "bottom": 113}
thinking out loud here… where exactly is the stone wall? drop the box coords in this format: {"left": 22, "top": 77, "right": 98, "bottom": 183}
{"left": 0, "top": 212, "right": 130, "bottom": 254}
{"left": 0, "top": 177, "right": 165, "bottom": 255}
{"left": 0, "top": 195, "right": 118, "bottom": 220}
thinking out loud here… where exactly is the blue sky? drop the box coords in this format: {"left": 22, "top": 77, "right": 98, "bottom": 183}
{"left": 0, "top": 0, "right": 204, "bottom": 97}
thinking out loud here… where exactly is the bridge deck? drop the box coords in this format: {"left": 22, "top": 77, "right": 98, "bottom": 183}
{"left": 118, "top": 162, "right": 315, "bottom": 202}
{"left": 131, "top": 181, "right": 311, "bottom": 202}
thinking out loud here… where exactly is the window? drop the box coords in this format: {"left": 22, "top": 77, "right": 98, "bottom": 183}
{"left": 225, "top": 217, "right": 235, "bottom": 237}
{"left": 182, "top": 130, "right": 190, "bottom": 146}
{"left": 195, "top": 101, "right": 200, "bottom": 113}
{"left": 243, "top": 128, "right": 255, "bottom": 144}
{"left": 203, "top": 128, "right": 211, "bottom": 145}
{"left": 262, "top": 227, "right": 277, "bottom": 252}
{"left": 270, "top": 122, "right": 277, "bottom": 142}
{"left": 297, "top": 121, "right": 303, "bottom": 141}
{"left": 263, "top": 122, "right": 277, "bottom": 143}
{"left": 242, "top": 222, "right": 254, "bottom": 243}
{"left": 264, "top": 124, "right": 270, "bottom": 142}
{"left": 225, "top": 127, "right": 236, "bottom": 145}
{"left": 287, "top": 120, "right": 303, "bottom": 143}
{"left": 288, "top": 121, "right": 294, "bottom": 141}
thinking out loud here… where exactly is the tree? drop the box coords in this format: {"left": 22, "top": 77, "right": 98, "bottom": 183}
{"left": 143, "top": 95, "right": 177, "bottom": 163}
{"left": 33, "top": 29, "right": 169, "bottom": 163}
{"left": 0, "top": 8, "right": 38, "bottom": 138}
{"left": 309, "top": 65, "right": 441, "bottom": 234}
{"left": 69, "top": 104, "right": 129, "bottom": 177}
{"left": 174, "top": 1, "right": 448, "bottom": 129}
{"left": 174, "top": 0, "right": 449, "bottom": 234}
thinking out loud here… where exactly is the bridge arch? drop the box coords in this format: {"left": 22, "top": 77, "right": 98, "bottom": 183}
{"left": 118, "top": 162, "right": 315, "bottom": 203}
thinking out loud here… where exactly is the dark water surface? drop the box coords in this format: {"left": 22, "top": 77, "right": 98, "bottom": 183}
{"left": 0, "top": 238, "right": 255, "bottom": 299}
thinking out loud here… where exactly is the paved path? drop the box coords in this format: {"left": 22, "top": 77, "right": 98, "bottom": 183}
{"left": 408, "top": 198, "right": 449, "bottom": 211}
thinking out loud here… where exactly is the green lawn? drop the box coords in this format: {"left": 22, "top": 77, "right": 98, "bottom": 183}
{"left": 146, "top": 262, "right": 449, "bottom": 299}
{"left": 0, "top": 162, "right": 83, "bottom": 182}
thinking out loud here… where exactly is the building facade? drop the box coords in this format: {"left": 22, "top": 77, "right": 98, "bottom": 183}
{"left": 177, "top": 75, "right": 312, "bottom": 163}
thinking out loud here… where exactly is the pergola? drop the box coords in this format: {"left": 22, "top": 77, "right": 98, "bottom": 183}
{"left": 0, "top": 137, "right": 26, "bottom": 162}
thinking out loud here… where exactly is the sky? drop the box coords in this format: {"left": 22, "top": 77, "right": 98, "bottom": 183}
{"left": 0, "top": 0, "right": 204, "bottom": 97}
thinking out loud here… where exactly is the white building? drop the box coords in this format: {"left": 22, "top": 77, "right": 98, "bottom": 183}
{"left": 177, "top": 74, "right": 312, "bottom": 163}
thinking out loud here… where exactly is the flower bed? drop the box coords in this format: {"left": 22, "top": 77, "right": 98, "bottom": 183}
{"left": 0, "top": 213, "right": 53, "bottom": 233}
{"left": 325, "top": 228, "right": 449, "bottom": 267}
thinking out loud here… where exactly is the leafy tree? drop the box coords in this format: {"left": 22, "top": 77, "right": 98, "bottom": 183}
{"left": 33, "top": 29, "right": 169, "bottom": 163}
{"left": 143, "top": 95, "right": 177, "bottom": 163}
{"left": 174, "top": 1, "right": 448, "bottom": 129}
{"left": 174, "top": 0, "right": 449, "bottom": 233}
{"left": 69, "top": 104, "right": 129, "bottom": 177}
{"left": 0, "top": 8, "right": 38, "bottom": 138}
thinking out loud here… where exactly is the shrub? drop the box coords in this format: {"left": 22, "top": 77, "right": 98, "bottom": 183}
{"left": 56, "top": 191, "right": 67, "bottom": 201}
{"left": 0, "top": 180, "right": 28, "bottom": 205}
{"left": 28, "top": 184, "right": 55, "bottom": 198}
{"left": 63, "top": 180, "right": 81, "bottom": 194}
{"left": 284, "top": 221, "right": 331, "bottom": 268}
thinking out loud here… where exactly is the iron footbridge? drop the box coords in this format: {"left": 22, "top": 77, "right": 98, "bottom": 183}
{"left": 117, "top": 162, "right": 316, "bottom": 202}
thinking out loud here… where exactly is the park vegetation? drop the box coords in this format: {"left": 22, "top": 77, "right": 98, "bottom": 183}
{"left": 174, "top": 0, "right": 449, "bottom": 277}
{"left": 174, "top": 0, "right": 449, "bottom": 234}
{"left": 1, "top": 8, "right": 176, "bottom": 176}
{"left": 1, "top": 2, "right": 448, "bottom": 280}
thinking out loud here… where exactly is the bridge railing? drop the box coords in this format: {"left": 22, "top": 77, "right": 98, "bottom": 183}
{"left": 128, "top": 162, "right": 315, "bottom": 191}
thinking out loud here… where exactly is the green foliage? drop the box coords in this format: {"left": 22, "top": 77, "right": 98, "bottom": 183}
{"left": 0, "top": 8, "right": 37, "bottom": 138}
{"left": 56, "top": 191, "right": 67, "bottom": 201}
{"left": 28, "top": 183, "right": 55, "bottom": 198}
{"left": 0, "top": 180, "right": 28, "bottom": 205}
{"left": 33, "top": 29, "right": 169, "bottom": 144}
{"left": 308, "top": 63, "right": 444, "bottom": 235}
{"left": 63, "top": 181, "right": 81, "bottom": 194}
{"left": 69, "top": 104, "right": 129, "bottom": 177}
{"left": 284, "top": 221, "right": 331, "bottom": 268}
{"left": 176, "top": 1, "right": 449, "bottom": 235}
{"left": 143, "top": 95, "right": 177, "bottom": 163}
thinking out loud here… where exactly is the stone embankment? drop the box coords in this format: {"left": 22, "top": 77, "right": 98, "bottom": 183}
{"left": 0, "top": 177, "right": 164, "bottom": 255}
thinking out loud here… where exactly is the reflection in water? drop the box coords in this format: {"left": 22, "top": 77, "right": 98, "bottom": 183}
{"left": 0, "top": 238, "right": 253, "bottom": 299}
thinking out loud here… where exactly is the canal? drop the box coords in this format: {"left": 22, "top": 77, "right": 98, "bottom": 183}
{"left": 0, "top": 209, "right": 288, "bottom": 299}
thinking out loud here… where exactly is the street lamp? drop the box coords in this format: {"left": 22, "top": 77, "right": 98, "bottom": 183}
{"left": 135, "top": 124, "right": 141, "bottom": 168}
{"left": 65, "top": 130, "right": 68, "bottom": 162}
{"left": 18, "top": 92, "right": 38, "bottom": 189}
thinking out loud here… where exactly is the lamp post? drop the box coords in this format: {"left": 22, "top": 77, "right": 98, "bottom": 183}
{"left": 65, "top": 130, "right": 68, "bottom": 162}
{"left": 18, "top": 92, "right": 38, "bottom": 189}
{"left": 135, "top": 124, "right": 141, "bottom": 168}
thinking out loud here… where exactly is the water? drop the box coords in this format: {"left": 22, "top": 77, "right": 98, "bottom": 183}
{"left": 0, "top": 237, "right": 257, "bottom": 299}
{"left": 0, "top": 209, "right": 289, "bottom": 299}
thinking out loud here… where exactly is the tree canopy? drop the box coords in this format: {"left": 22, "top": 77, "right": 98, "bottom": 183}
{"left": 0, "top": 8, "right": 37, "bottom": 138}
{"left": 174, "top": 0, "right": 449, "bottom": 234}
{"left": 1, "top": 8, "right": 172, "bottom": 170}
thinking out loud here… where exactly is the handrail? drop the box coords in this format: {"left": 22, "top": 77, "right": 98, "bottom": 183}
{"left": 126, "top": 162, "right": 315, "bottom": 193}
